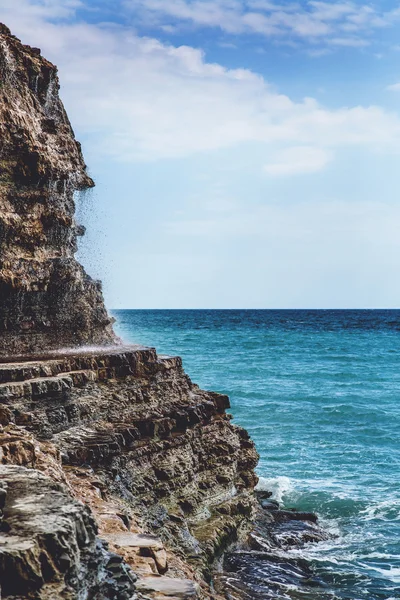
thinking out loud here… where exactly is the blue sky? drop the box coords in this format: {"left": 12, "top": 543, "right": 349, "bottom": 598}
{"left": 3, "top": 0, "right": 400, "bottom": 308}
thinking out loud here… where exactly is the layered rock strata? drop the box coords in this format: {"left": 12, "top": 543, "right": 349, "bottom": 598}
{"left": 0, "top": 347, "right": 257, "bottom": 578}
{"left": 0, "top": 24, "right": 116, "bottom": 358}
{"left": 0, "top": 347, "right": 259, "bottom": 599}
{"left": 0, "top": 465, "right": 137, "bottom": 600}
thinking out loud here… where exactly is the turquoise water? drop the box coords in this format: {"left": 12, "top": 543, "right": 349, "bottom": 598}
{"left": 113, "top": 309, "right": 400, "bottom": 600}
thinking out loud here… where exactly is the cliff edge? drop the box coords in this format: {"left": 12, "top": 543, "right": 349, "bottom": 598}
{"left": 0, "top": 24, "right": 259, "bottom": 600}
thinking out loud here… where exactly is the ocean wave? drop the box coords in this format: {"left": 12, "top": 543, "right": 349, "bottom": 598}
{"left": 359, "top": 564, "right": 400, "bottom": 584}
{"left": 256, "top": 475, "right": 294, "bottom": 503}
{"left": 360, "top": 499, "right": 400, "bottom": 522}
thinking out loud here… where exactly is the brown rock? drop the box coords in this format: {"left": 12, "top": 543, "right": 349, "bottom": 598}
{"left": 0, "top": 22, "right": 260, "bottom": 600}
{"left": 0, "top": 23, "right": 117, "bottom": 358}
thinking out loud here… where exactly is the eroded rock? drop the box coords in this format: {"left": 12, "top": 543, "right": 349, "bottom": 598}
{"left": 0, "top": 346, "right": 259, "bottom": 587}
{"left": 0, "top": 21, "right": 277, "bottom": 600}
{"left": 0, "top": 24, "right": 117, "bottom": 358}
{"left": 0, "top": 465, "right": 137, "bottom": 599}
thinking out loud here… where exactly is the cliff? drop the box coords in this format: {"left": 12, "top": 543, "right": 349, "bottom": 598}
{"left": 0, "top": 24, "right": 259, "bottom": 600}
{"left": 0, "top": 347, "right": 259, "bottom": 598}
{"left": 0, "top": 23, "right": 116, "bottom": 358}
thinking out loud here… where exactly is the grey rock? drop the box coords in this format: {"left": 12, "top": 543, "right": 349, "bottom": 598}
{"left": 0, "top": 465, "right": 137, "bottom": 599}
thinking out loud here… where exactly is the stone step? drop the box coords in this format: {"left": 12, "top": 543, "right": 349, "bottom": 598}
{"left": 105, "top": 532, "right": 164, "bottom": 551}
{"left": 0, "top": 346, "right": 181, "bottom": 386}
{"left": 0, "top": 376, "right": 73, "bottom": 402}
{"left": 104, "top": 532, "right": 168, "bottom": 574}
{"left": 135, "top": 576, "right": 199, "bottom": 598}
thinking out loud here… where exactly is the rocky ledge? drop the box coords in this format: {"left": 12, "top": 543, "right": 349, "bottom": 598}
{"left": 0, "top": 346, "right": 259, "bottom": 599}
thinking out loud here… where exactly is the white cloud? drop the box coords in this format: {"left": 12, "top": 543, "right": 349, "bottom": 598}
{"left": 125, "top": 0, "right": 400, "bottom": 47}
{"left": 329, "top": 36, "right": 369, "bottom": 47}
{"left": 3, "top": 0, "right": 400, "bottom": 308}
{"left": 386, "top": 82, "right": 400, "bottom": 91}
{"left": 263, "top": 145, "right": 331, "bottom": 175}
{"left": 0, "top": 0, "right": 84, "bottom": 20}
{"left": 307, "top": 2, "right": 355, "bottom": 22}
{"left": 2, "top": 0, "right": 400, "bottom": 168}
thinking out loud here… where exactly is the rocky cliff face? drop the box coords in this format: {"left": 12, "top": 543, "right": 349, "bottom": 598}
{"left": 0, "top": 24, "right": 116, "bottom": 358}
{"left": 0, "top": 23, "right": 260, "bottom": 600}
{"left": 0, "top": 346, "right": 259, "bottom": 598}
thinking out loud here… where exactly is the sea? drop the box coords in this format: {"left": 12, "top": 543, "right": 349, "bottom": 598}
{"left": 113, "top": 309, "right": 400, "bottom": 600}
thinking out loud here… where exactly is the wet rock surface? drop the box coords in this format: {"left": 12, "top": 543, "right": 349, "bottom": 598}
{"left": 214, "top": 492, "right": 331, "bottom": 599}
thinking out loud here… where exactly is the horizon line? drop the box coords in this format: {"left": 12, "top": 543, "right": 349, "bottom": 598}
{"left": 110, "top": 307, "right": 400, "bottom": 311}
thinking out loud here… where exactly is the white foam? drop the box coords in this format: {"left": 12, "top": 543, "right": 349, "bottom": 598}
{"left": 360, "top": 499, "right": 400, "bottom": 522}
{"left": 359, "top": 564, "right": 400, "bottom": 584}
{"left": 256, "top": 475, "right": 294, "bottom": 503}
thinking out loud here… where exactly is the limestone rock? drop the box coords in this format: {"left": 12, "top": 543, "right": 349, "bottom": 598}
{"left": 0, "top": 346, "right": 259, "bottom": 584}
{"left": 104, "top": 534, "right": 168, "bottom": 574}
{"left": 136, "top": 576, "right": 199, "bottom": 599}
{"left": 0, "top": 422, "right": 67, "bottom": 485}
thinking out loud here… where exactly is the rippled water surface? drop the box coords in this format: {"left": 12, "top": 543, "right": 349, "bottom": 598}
{"left": 113, "top": 309, "right": 400, "bottom": 600}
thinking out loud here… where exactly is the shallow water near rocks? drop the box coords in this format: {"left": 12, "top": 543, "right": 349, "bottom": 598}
{"left": 113, "top": 309, "right": 400, "bottom": 600}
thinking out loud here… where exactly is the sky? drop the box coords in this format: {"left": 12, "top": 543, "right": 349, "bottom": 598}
{"left": 2, "top": 0, "right": 400, "bottom": 308}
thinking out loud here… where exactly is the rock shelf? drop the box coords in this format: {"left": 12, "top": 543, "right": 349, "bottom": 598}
{"left": 0, "top": 344, "right": 258, "bottom": 598}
